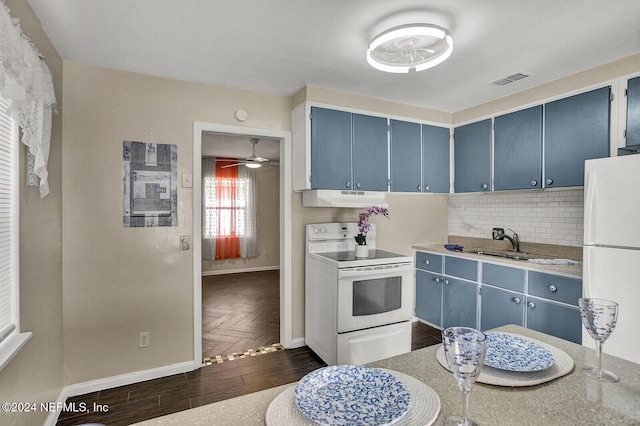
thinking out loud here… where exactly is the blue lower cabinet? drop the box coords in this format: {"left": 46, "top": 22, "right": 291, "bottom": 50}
{"left": 416, "top": 270, "right": 443, "bottom": 327}
{"left": 443, "top": 278, "right": 477, "bottom": 329}
{"left": 526, "top": 297, "right": 582, "bottom": 344}
{"left": 480, "top": 286, "right": 525, "bottom": 331}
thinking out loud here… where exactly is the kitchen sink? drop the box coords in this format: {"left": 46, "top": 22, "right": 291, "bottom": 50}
{"left": 466, "top": 250, "right": 531, "bottom": 261}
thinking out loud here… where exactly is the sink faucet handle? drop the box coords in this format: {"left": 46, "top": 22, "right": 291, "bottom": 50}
{"left": 506, "top": 227, "right": 518, "bottom": 238}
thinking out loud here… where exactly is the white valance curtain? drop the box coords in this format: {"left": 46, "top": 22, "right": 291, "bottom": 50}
{"left": 201, "top": 157, "right": 260, "bottom": 261}
{"left": 0, "top": 2, "right": 56, "bottom": 197}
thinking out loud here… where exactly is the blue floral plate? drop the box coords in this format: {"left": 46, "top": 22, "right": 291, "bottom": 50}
{"left": 294, "top": 365, "right": 412, "bottom": 426}
{"left": 484, "top": 332, "right": 555, "bottom": 372}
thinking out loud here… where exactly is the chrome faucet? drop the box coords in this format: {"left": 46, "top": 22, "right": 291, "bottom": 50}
{"left": 498, "top": 228, "right": 520, "bottom": 252}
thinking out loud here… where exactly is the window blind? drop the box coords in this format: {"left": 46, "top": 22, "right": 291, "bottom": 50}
{"left": 0, "top": 95, "right": 17, "bottom": 342}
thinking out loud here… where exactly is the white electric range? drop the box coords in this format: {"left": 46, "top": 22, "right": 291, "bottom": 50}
{"left": 304, "top": 222, "right": 414, "bottom": 365}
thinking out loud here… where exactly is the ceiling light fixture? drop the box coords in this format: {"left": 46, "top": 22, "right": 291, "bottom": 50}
{"left": 367, "top": 24, "right": 453, "bottom": 73}
{"left": 244, "top": 161, "right": 262, "bottom": 169}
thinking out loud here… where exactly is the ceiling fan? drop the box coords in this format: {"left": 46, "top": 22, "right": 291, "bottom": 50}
{"left": 221, "top": 138, "right": 272, "bottom": 169}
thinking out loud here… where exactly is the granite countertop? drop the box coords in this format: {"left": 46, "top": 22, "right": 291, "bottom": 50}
{"left": 414, "top": 238, "right": 583, "bottom": 277}
{"left": 134, "top": 325, "right": 640, "bottom": 425}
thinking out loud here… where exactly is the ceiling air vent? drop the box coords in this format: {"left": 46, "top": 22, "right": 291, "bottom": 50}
{"left": 490, "top": 72, "right": 532, "bottom": 86}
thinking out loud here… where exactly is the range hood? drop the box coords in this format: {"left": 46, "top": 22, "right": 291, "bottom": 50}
{"left": 302, "top": 190, "right": 388, "bottom": 208}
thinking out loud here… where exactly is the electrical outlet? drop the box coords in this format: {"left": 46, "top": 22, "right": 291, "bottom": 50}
{"left": 492, "top": 228, "right": 505, "bottom": 240}
{"left": 139, "top": 331, "right": 150, "bottom": 348}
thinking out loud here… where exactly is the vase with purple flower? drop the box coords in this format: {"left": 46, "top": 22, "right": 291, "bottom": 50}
{"left": 355, "top": 206, "right": 389, "bottom": 258}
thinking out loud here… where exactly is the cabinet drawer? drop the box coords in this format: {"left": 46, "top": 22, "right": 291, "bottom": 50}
{"left": 416, "top": 252, "right": 442, "bottom": 273}
{"left": 528, "top": 272, "right": 582, "bottom": 306}
{"left": 482, "top": 263, "right": 525, "bottom": 293}
{"left": 445, "top": 256, "right": 478, "bottom": 281}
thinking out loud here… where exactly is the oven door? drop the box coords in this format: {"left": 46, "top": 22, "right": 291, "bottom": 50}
{"left": 337, "top": 262, "right": 414, "bottom": 333}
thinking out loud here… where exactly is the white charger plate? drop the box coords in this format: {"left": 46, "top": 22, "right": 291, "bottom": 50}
{"left": 436, "top": 333, "right": 574, "bottom": 387}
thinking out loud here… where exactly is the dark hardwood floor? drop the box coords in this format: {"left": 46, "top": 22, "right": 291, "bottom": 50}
{"left": 56, "top": 272, "right": 442, "bottom": 426}
{"left": 202, "top": 270, "right": 280, "bottom": 362}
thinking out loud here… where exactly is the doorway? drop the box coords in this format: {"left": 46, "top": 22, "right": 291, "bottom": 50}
{"left": 192, "top": 122, "right": 293, "bottom": 368}
{"left": 200, "top": 133, "right": 280, "bottom": 361}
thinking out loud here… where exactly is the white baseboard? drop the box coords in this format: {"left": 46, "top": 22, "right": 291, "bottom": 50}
{"left": 202, "top": 265, "right": 280, "bottom": 276}
{"left": 45, "top": 360, "right": 197, "bottom": 426}
{"left": 288, "top": 337, "right": 306, "bottom": 349}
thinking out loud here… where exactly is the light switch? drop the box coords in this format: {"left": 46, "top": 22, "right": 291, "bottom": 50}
{"left": 180, "top": 235, "right": 190, "bottom": 251}
{"left": 182, "top": 173, "right": 193, "bottom": 188}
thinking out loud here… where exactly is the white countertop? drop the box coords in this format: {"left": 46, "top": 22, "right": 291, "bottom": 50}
{"left": 134, "top": 325, "right": 640, "bottom": 425}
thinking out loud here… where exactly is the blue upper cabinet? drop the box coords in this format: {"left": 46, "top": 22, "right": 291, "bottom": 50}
{"left": 422, "top": 124, "right": 450, "bottom": 193}
{"left": 454, "top": 119, "right": 492, "bottom": 193}
{"left": 310, "top": 106, "right": 352, "bottom": 189}
{"left": 390, "top": 120, "right": 422, "bottom": 192}
{"left": 352, "top": 113, "right": 389, "bottom": 191}
{"left": 626, "top": 76, "right": 640, "bottom": 147}
{"left": 494, "top": 105, "right": 543, "bottom": 190}
{"left": 544, "top": 86, "right": 610, "bottom": 188}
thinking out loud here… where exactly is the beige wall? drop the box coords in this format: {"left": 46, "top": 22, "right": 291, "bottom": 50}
{"left": 202, "top": 165, "right": 280, "bottom": 273}
{"left": 0, "top": 1, "right": 64, "bottom": 425}
{"left": 61, "top": 62, "right": 292, "bottom": 384}
{"left": 61, "top": 61, "right": 453, "bottom": 384}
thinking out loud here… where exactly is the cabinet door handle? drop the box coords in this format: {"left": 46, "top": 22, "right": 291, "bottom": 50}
{"left": 424, "top": 185, "right": 430, "bottom": 191}
{"left": 424, "top": 259, "right": 430, "bottom": 265}
{"left": 345, "top": 181, "right": 351, "bottom": 189}
{"left": 546, "top": 178, "right": 554, "bottom": 186}
{"left": 356, "top": 182, "right": 361, "bottom": 189}
{"left": 512, "top": 297, "right": 521, "bottom": 304}
{"left": 433, "top": 277, "right": 441, "bottom": 283}
{"left": 530, "top": 180, "right": 538, "bottom": 186}
{"left": 528, "top": 302, "right": 536, "bottom": 308}
{"left": 444, "top": 279, "right": 450, "bottom": 285}
{"left": 481, "top": 183, "right": 488, "bottom": 190}
{"left": 548, "top": 285, "right": 557, "bottom": 292}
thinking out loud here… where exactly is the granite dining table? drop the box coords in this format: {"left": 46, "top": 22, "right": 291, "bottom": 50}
{"left": 134, "top": 325, "right": 640, "bottom": 425}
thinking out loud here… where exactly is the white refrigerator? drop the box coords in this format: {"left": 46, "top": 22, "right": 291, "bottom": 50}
{"left": 583, "top": 154, "right": 640, "bottom": 364}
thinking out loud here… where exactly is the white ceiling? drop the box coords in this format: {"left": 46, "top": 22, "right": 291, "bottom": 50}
{"left": 202, "top": 132, "right": 280, "bottom": 162}
{"left": 25, "top": 1, "right": 640, "bottom": 115}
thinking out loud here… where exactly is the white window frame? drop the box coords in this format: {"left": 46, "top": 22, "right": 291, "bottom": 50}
{"left": 0, "top": 95, "right": 31, "bottom": 372}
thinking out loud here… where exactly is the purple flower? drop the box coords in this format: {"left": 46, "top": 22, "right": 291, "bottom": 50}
{"left": 355, "top": 206, "right": 389, "bottom": 245}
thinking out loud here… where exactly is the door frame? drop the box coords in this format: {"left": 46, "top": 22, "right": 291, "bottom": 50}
{"left": 193, "top": 122, "right": 293, "bottom": 367}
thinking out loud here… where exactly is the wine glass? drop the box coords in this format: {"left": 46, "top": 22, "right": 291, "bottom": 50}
{"left": 442, "top": 327, "right": 487, "bottom": 426}
{"left": 579, "top": 297, "right": 619, "bottom": 383}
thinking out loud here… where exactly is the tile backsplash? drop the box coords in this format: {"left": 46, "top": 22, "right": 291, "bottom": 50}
{"left": 447, "top": 188, "right": 584, "bottom": 247}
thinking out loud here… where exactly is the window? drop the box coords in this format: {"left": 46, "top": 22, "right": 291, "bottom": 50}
{"left": 203, "top": 176, "right": 249, "bottom": 239}
{"left": 201, "top": 157, "right": 259, "bottom": 260}
{"left": 0, "top": 95, "right": 30, "bottom": 371}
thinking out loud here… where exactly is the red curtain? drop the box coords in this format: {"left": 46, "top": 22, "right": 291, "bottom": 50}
{"left": 215, "top": 159, "right": 241, "bottom": 260}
